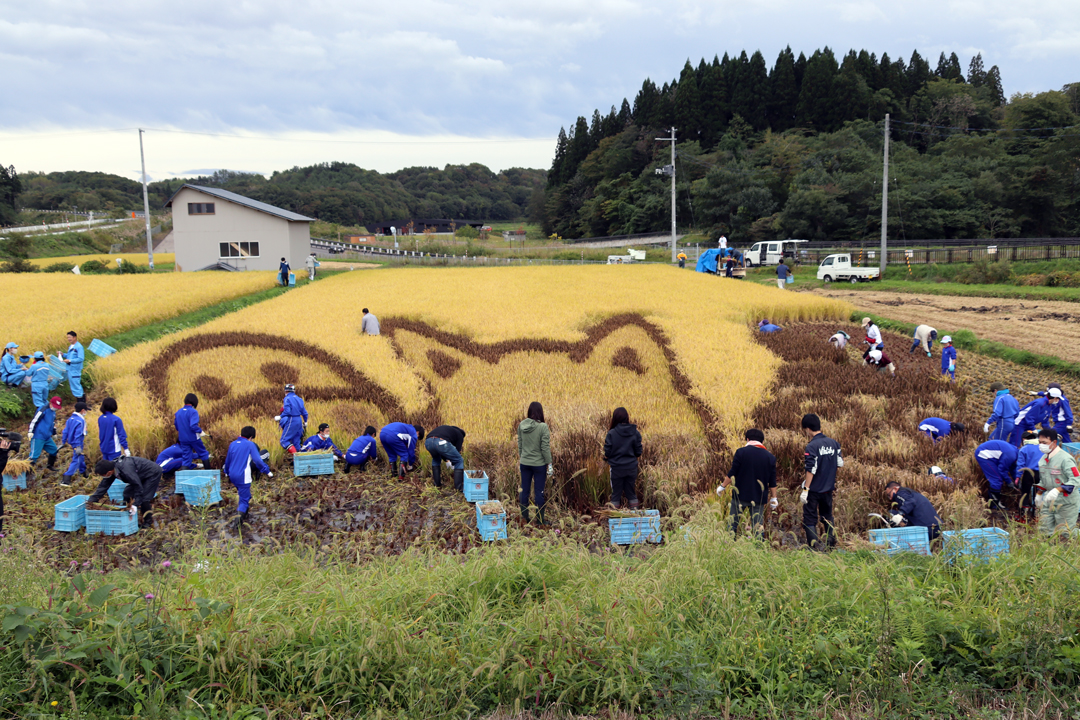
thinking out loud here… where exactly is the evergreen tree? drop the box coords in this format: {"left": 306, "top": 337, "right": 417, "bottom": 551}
{"left": 857, "top": 49, "right": 880, "bottom": 90}
{"left": 653, "top": 82, "right": 676, "bottom": 128}
{"left": 907, "top": 51, "right": 932, "bottom": 95}
{"left": 564, "top": 116, "right": 593, "bottom": 179}
{"left": 618, "top": 98, "right": 633, "bottom": 127}
{"left": 796, "top": 48, "right": 839, "bottom": 131}
{"left": 589, "top": 109, "right": 604, "bottom": 144}
{"left": 794, "top": 51, "right": 808, "bottom": 88}
{"left": 699, "top": 56, "right": 727, "bottom": 147}
{"left": 632, "top": 80, "right": 659, "bottom": 127}
{"left": 985, "top": 65, "right": 1006, "bottom": 106}
{"left": 674, "top": 60, "right": 703, "bottom": 141}
{"left": 967, "top": 53, "right": 987, "bottom": 87}
{"left": 0, "top": 164, "right": 21, "bottom": 226}
{"left": 835, "top": 52, "right": 871, "bottom": 122}
{"left": 548, "top": 128, "right": 568, "bottom": 187}
{"left": 935, "top": 52, "right": 964, "bottom": 81}
{"left": 743, "top": 50, "right": 770, "bottom": 130}
{"left": 767, "top": 46, "right": 799, "bottom": 132}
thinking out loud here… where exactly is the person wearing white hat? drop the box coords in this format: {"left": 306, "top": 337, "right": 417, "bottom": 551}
{"left": 1, "top": 342, "right": 29, "bottom": 388}
{"left": 1045, "top": 384, "right": 1073, "bottom": 443}
{"left": 940, "top": 336, "right": 957, "bottom": 381}
{"left": 864, "top": 348, "right": 896, "bottom": 376}
{"left": 929, "top": 465, "right": 954, "bottom": 483}
{"left": 861, "top": 317, "right": 883, "bottom": 350}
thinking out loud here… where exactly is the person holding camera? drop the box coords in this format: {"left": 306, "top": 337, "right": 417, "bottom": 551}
{"left": 0, "top": 429, "right": 21, "bottom": 535}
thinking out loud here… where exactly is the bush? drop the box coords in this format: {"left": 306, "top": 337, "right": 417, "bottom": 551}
{"left": 455, "top": 225, "right": 480, "bottom": 239}
{"left": 955, "top": 258, "right": 1013, "bottom": 285}
{"left": 115, "top": 259, "right": 149, "bottom": 274}
{"left": 0, "top": 259, "right": 37, "bottom": 273}
{"left": 1015, "top": 273, "right": 1046, "bottom": 286}
{"left": 41, "top": 262, "right": 75, "bottom": 273}
{"left": 1046, "top": 270, "right": 1080, "bottom": 288}
{"left": 79, "top": 259, "right": 109, "bottom": 274}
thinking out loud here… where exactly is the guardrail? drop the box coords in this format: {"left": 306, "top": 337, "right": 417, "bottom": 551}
{"left": 0, "top": 218, "right": 115, "bottom": 235}
{"left": 310, "top": 239, "right": 619, "bottom": 265}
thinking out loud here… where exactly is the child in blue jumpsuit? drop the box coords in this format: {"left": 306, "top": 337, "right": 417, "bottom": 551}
{"left": 224, "top": 426, "right": 272, "bottom": 524}
{"left": 175, "top": 393, "right": 211, "bottom": 469}
{"left": 60, "top": 400, "right": 89, "bottom": 486}
{"left": 1010, "top": 396, "right": 1051, "bottom": 446}
{"left": 98, "top": 397, "right": 129, "bottom": 461}
{"left": 975, "top": 439, "right": 1018, "bottom": 510}
{"left": 1016, "top": 430, "right": 1042, "bottom": 520}
{"left": 301, "top": 423, "right": 345, "bottom": 459}
{"left": 985, "top": 382, "right": 1019, "bottom": 442}
{"left": 29, "top": 396, "right": 61, "bottom": 472}
{"left": 345, "top": 426, "right": 379, "bottom": 472}
{"left": 940, "top": 336, "right": 957, "bottom": 381}
{"left": 918, "top": 417, "right": 965, "bottom": 442}
{"left": 276, "top": 384, "right": 307, "bottom": 454}
{"left": 155, "top": 444, "right": 187, "bottom": 475}
{"left": 379, "top": 422, "right": 424, "bottom": 478}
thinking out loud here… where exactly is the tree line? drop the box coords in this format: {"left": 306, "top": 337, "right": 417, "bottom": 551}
{"left": 9, "top": 163, "right": 546, "bottom": 227}
{"left": 540, "top": 47, "right": 1080, "bottom": 241}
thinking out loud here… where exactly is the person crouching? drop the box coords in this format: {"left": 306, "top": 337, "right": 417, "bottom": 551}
{"left": 87, "top": 456, "right": 162, "bottom": 530}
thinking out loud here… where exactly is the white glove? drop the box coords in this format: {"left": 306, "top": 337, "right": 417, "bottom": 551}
{"left": 547, "top": 464, "right": 554, "bottom": 477}
{"left": 1045, "top": 488, "right": 1060, "bottom": 507}
{"left": 274, "top": 416, "right": 281, "bottom": 422}
{"left": 1035, "top": 492, "right": 1044, "bottom": 508}
{"left": 129, "top": 505, "right": 138, "bottom": 518}
{"left": 267, "top": 472, "right": 274, "bottom": 478}
{"left": 799, "top": 489, "right": 809, "bottom": 504}
{"left": 890, "top": 514, "right": 904, "bottom": 526}
{"left": 123, "top": 449, "right": 131, "bottom": 457}
{"left": 716, "top": 484, "right": 726, "bottom": 496}
{"left": 983, "top": 423, "right": 990, "bottom": 433}
{"left": 769, "top": 497, "right": 778, "bottom": 510}
{"left": 836, "top": 455, "right": 844, "bottom": 468}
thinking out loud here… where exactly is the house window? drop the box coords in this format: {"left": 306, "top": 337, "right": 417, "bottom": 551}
{"left": 219, "top": 242, "right": 260, "bottom": 258}
{"left": 188, "top": 202, "right": 216, "bottom": 215}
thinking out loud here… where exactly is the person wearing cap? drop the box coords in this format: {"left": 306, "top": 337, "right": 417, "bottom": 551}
{"left": 344, "top": 426, "right": 379, "bottom": 473}
{"left": 59, "top": 400, "right": 89, "bottom": 486}
{"left": 98, "top": 397, "right": 129, "bottom": 462}
{"left": 864, "top": 348, "right": 896, "bottom": 376}
{"left": 828, "top": 331, "right": 850, "bottom": 350}
{"left": 1045, "top": 384, "right": 1073, "bottom": 443}
{"left": 155, "top": 444, "right": 187, "bottom": 476}
{"left": 175, "top": 393, "right": 211, "bottom": 469}
{"left": 28, "top": 396, "right": 61, "bottom": 472}
{"left": 975, "top": 439, "right": 1018, "bottom": 510}
{"left": 275, "top": 384, "right": 308, "bottom": 455}
{"left": 676, "top": 251, "right": 687, "bottom": 269}
{"left": 60, "top": 331, "right": 86, "bottom": 403}
{"left": 909, "top": 325, "right": 937, "bottom": 356}
{"left": 929, "top": 465, "right": 954, "bottom": 483}
{"left": 301, "top": 423, "right": 345, "bottom": 459}
{"left": 224, "top": 426, "right": 273, "bottom": 526}
{"left": 1010, "top": 395, "right": 1053, "bottom": 446}
{"left": 940, "top": 336, "right": 957, "bottom": 381}
{"left": 1, "top": 342, "right": 29, "bottom": 388}
{"left": 87, "top": 455, "right": 162, "bottom": 530}
{"left": 1016, "top": 430, "right": 1042, "bottom": 520}
{"left": 758, "top": 320, "right": 782, "bottom": 333}
{"left": 28, "top": 351, "right": 56, "bottom": 409}
{"left": 425, "top": 424, "right": 467, "bottom": 490}
{"left": 1034, "top": 428, "right": 1080, "bottom": 537}
{"left": 985, "top": 382, "right": 1019, "bottom": 442}
{"left": 918, "top": 417, "right": 965, "bottom": 442}
{"left": 885, "top": 482, "right": 942, "bottom": 540}
{"left": 861, "top": 317, "right": 883, "bottom": 350}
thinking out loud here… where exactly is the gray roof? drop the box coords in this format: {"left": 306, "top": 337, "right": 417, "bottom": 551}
{"left": 165, "top": 184, "right": 314, "bottom": 222}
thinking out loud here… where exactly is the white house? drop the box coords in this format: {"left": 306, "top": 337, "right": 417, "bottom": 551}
{"left": 165, "top": 185, "right": 314, "bottom": 272}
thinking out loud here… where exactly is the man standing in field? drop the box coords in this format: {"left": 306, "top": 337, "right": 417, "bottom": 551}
{"left": 940, "top": 336, "right": 957, "bottom": 381}
{"left": 60, "top": 331, "right": 85, "bottom": 403}
{"left": 305, "top": 253, "right": 317, "bottom": 281}
{"left": 59, "top": 401, "right": 88, "bottom": 486}
{"left": 279, "top": 257, "right": 291, "bottom": 286}
{"left": 909, "top": 325, "right": 937, "bottom": 356}
{"left": 717, "top": 428, "right": 777, "bottom": 540}
{"left": 1034, "top": 428, "right": 1080, "bottom": 537}
{"left": 985, "top": 382, "right": 1019, "bottom": 442}
{"left": 225, "top": 426, "right": 273, "bottom": 527}
{"left": 800, "top": 413, "right": 842, "bottom": 551}
{"left": 361, "top": 308, "right": 380, "bottom": 336}
{"left": 775, "top": 260, "right": 789, "bottom": 289}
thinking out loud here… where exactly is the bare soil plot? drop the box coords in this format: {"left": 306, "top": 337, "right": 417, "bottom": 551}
{"left": 810, "top": 288, "right": 1080, "bottom": 364}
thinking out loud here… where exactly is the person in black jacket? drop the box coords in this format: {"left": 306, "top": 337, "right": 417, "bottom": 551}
{"left": 425, "top": 425, "right": 466, "bottom": 490}
{"left": 800, "top": 413, "right": 843, "bottom": 550}
{"left": 603, "top": 407, "right": 643, "bottom": 509}
{"left": 87, "top": 456, "right": 163, "bottom": 529}
{"left": 717, "top": 428, "right": 777, "bottom": 540}
{"left": 0, "top": 432, "right": 13, "bottom": 535}
{"left": 885, "top": 482, "right": 942, "bottom": 540}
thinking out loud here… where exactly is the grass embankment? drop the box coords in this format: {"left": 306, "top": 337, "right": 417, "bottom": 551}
{"left": 1, "top": 525, "right": 1077, "bottom": 718}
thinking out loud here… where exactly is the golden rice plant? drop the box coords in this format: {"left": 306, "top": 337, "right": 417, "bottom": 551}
{"left": 29, "top": 252, "right": 176, "bottom": 268}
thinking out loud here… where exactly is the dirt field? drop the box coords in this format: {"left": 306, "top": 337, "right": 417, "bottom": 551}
{"left": 811, "top": 289, "right": 1080, "bottom": 364}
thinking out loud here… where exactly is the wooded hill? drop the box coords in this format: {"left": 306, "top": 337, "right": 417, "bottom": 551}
{"left": 542, "top": 48, "right": 1080, "bottom": 241}
{"left": 13, "top": 163, "right": 546, "bottom": 226}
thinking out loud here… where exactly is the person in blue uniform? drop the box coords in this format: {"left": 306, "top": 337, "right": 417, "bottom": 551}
{"left": 59, "top": 400, "right": 89, "bottom": 486}
{"left": 301, "top": 423, "right": 345, "bottom": 459}
{"left": 985, "top": 382, "right": 1019, "bottom": 442}
{"left": 155, "top": 444, "right": 187, "bottom": 476}
{"left": 98, "top": 397, "right": 129, "bottom": 461}
{"left": 175, "top": 393, "right": 211, "bottom": 469}
{"left": 1010, "top": 396, "right": 1052, "bottom": 446}
{"left": 1, "top": 342, "right": 29, "bottom": 388}
{"left": 29, "top": 351, "right": 56, "bottom": 409}
{"left": 224, "top": 426, "right": 273, "bottom": 525}
{"left": 757, "top": 320, "right": 782, "bottom": 333}
{"left": 975, "top": 439, "right": 1018, "bottom": 510}
{"left": 885, "top": 482, "right": 943, "bottom": 540}
{"left": 940, "top": 336, "right": 957, "bottom": 381}
{"left": 60, "top": 331, "right": 86, "bottom": 402}
{"left": 379, "top": 422, "right": 424, "bottom": 478}
{"left": 344, "top": 426, "right": 379, "bottom": 473}
{"left": 1046, "top": 385, "right": 1074, "bottom": 443}
{"left": 28, "top": 395, "right": 61, "bottom": 473}
{"left": 275, "top": 384, "right": 307, "bottom": 455}
{"left": 918, "top": 417, "right": 965, "bottom": 442}
{"left": 1015, "top": 430, "right": 1042, "bottom": 520}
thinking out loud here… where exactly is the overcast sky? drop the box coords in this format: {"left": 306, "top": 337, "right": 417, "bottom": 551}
{"left": 1, "top": 0, "right": 1076, "bottom": 180}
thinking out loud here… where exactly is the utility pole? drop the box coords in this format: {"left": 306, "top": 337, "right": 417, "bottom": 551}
{"left": 655, "top": 127, "right": 677, "bottom": 263}
{"left": 879, "top": 114, "right": 889, "bottom": 275}
{"left": 139, "top": 129, "right": 154, "bottom": 269}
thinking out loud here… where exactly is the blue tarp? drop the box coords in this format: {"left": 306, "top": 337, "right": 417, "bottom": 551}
{"left": 696, "top": 248, "right": 722, "bottom": 273}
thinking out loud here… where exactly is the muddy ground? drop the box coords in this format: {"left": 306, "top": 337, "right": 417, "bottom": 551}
{"left": 810, "top": 289, "right": 1080, "bottom": 364}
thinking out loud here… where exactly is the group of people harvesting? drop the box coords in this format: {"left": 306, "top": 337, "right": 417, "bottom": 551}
{"left": 824, "top": 319, "right": 958, "bottom": 379}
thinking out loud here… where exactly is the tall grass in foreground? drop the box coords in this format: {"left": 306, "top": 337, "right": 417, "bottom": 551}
{"left": 2, "top": 520, "right": 1080, "bottom": 719}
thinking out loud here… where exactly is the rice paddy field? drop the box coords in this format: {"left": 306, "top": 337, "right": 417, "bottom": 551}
{"left": 3, "top": 264, "right": 1080, "bottom": 719}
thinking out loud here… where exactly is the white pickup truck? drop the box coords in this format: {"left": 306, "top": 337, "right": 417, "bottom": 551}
{"left": 817, "top": 254, "right": 881, "bottom": 283}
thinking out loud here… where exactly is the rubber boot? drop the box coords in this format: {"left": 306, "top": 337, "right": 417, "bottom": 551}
{"left": 390, "top": 460, "right": 398, "bottom": 478}
{"left": 537, "top": 505, "right": 550, "bottom": 526}
{"left": 139, "top": 503, "right": 154, "bottom": 529}
{"left": 432, "top": 464, "right": 442, "bottom": 488}
{"left": 453, "top": 469, "right": 464, "bottom": 492}
{"left": 286, "top": 444, "right": 298, "bottom": 455}
{"left": 60, "top": 474, "right": 73, "bottom": 487}
{"left": 628, "top": 498, "right": 641, "bottom": 510}
{"left": 521, "top": 507, "right": 530, "bottom": 523}
{"left": 46, "top": 453, "right": 57, "bottom": 473}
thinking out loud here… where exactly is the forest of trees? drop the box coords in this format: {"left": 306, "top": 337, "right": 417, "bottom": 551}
{"left": 10, "top": 163, "right": 546, "bottom": 227}
{"left": 541, "top": 48, "right": 1080, "bottom": 241}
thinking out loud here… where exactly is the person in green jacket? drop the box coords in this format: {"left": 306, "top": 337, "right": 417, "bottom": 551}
{"left": 517, "top": 401, "right": 553, "bottom": 525}
{"left": 1035, "top": 428, "right": 1080, "bottom": 538}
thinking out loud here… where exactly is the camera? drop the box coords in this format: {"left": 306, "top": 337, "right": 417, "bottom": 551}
{"left": 0, "top": 428, "right": 22, "bottom": 454}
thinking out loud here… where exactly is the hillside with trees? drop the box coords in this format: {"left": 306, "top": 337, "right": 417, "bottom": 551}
{"left": 541, "top": 48, "right": 1080, "bottom": 241}
{"left": 11, "top": 163, "right": 546, "bottom": 227}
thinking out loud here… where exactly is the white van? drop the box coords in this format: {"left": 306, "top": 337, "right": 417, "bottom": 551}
{"left": 744, "top": 239, "right": 808, "bottom": 267}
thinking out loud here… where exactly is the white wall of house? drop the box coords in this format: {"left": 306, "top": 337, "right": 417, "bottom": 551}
{"left": 171, "top": 187, "right": 309, "bottom": 272}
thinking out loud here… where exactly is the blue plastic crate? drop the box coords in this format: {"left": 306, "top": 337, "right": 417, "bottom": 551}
{"left": 941, "top": 527, "right": 1009, "bottom": 563}
{"left": 475, "top": 502, "right": 507, "bottom": 541}
{"left": 1063, "top": 442, "right": 1080, "bottom": 464}
{"left": 55, "top": 495, "right": 89, "bottom": 532}
{"left": 44, "top": 360, "right": 66, "bottom": 382}
{"left": 88, "top": 338, "right": 117, "bottom": 358}
{"left": 294, "top": 452, "right": 334, "bottom": 477}
{"left": 463, "top": 471, "right": 489, "bottom": 503}
{"left": 85, "top": 507, "right": 139, "bottom": 536}
{"left": 107, "top": 480, "right": 128, "bottom": 504}
{"left": 2, "top": 471, "right": 27, "bottom": 491}
{"left": 175, "top": 471, "right": 223, "bottom": 506}
{"left": 609, "top": 509, "right": 662, "bottom": 545}
{"left": 868, "top": 526, "right": 931, "bottom": 556}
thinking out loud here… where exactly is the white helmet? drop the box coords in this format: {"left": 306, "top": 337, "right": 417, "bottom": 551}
{"left": 929, "top": 466, "right": 943, "bottom": 476}
{"left": 869, "top": 349, "right": 883, "bottom": 361}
